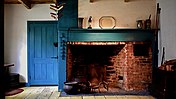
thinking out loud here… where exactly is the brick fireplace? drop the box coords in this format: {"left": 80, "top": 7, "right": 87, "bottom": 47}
{"left": 66, "top": 41, "right": 152, "bottom": 91}
{"left": 56, "top": 0, "right": 158, "bottom": 93}
{"left": 58, "top": 29, "right": 157, "bottom": 92}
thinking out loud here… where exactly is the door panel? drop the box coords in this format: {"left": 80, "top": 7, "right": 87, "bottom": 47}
{"left": 28, "top": 21, "right": 58, "bottom": 85}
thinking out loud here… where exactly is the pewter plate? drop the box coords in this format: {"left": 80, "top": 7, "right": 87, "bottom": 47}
{"left": 99, "top": 16, "right": 116, "bottom": 29}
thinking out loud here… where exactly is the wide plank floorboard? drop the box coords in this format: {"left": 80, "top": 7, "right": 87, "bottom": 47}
{"left": 49, "top": 86, "right": 60, "bottom": 99}
{"left": 26, "top": 86, "right": 45, "bottom": 99}
{"left": 5, "top": 86, "right": 156, "bottom": 99}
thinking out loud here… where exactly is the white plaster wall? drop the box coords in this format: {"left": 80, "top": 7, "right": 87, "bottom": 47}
{"left": 79, "top": 0, "right": 156, "bottom": 29}
{"left": 157, "top": 0, "right": 176, "bottom": 66}
{"left": 4, "top": 4, "right": 55, "bottom": 82}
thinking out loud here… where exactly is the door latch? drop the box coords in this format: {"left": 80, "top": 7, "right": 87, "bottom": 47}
{"left": 51, "top": 56, "right": 58, "bottom": 59}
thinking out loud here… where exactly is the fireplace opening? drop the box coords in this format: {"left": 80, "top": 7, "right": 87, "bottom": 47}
{"left": 133, "top": 44, "right": 150, "bottom": 56}
{"left": 66, "top": 41, "right": 152, "bottom": 93}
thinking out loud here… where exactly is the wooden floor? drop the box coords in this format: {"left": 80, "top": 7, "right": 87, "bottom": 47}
{"left": 5, "top": 86, "right": 156, "bottom": 99}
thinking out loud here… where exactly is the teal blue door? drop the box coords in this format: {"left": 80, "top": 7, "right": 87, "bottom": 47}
{"left": 28, "top": 21, "right": 58, "bottom": 85}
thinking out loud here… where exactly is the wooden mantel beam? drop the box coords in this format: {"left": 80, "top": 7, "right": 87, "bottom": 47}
{"left": 18, "top": 0, "right": 31, "bottom": 9}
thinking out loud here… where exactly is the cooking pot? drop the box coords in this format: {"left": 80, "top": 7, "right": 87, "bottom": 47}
{"left": 64, "top": 81, "right": 79, "bottom": 94}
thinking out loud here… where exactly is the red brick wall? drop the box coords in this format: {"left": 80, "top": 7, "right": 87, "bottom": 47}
{"left": 107, "top": 42, "right": 152, "bottom": 90}
{"left": 125, "top": 42, "right": 152, "bottom": 91}
{"left": 66, "top": 42, "right": 152, "bottom": 91}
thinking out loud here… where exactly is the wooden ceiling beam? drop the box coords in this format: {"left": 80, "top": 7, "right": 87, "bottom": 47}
{"left": 18, "top": 0, "right": 31, "bottom": 9}
{"left": 30, "top": 0, "right": 55, "bottom": 4}
{"left": 52, "top": 0, "right": 57, "bottom": 3}
{"left": 124, "top": 0, "right": 129, "bottom": 2}
{"left": 90, "top": 0, "right": 94, "bottom": 3}
{"left": 5, "top": 0, "right": 20, "bottom": 4}
{"left": 5, "top": 0, "right": 56, "bottom": 4}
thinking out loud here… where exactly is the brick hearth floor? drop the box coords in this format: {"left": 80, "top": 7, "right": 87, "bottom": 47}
{"left": 60, "top": 87, "right": 150, "bottom": 97}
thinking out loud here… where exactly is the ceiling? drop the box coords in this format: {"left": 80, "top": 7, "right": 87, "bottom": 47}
{"left": 4, "top": 0, "right": 56, "bottom": 9}
{"left": 4, "top": 0, "right": 56, "bottom": 4}
{"left": 4, "top": 0, "right": 129, "bottom": 9}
